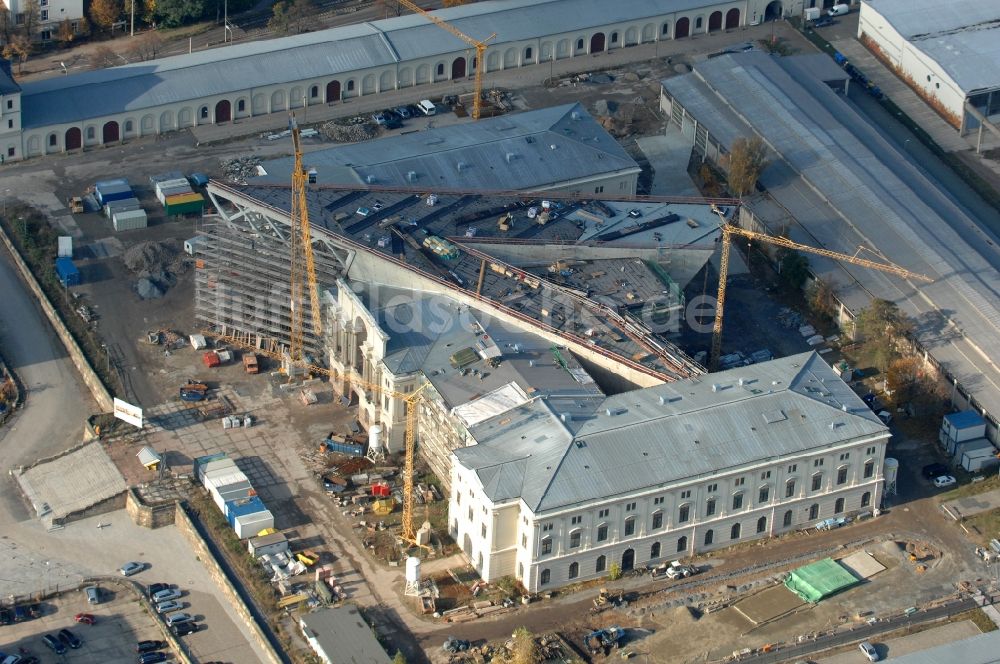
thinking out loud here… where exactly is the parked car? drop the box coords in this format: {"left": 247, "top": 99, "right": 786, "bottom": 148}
{"left": 166, "top": 612, "right": 193, "bottom": 627}
{"left": 42, "top": 634, "right": 66, "bottom": 655}
{"left": 136, "top": 640, "right": 166, "bottom": 653}
{"left": 665, "top": 561, "right": 699, "bottom": 579}
{"left": 146, "top": 583, "right": 169, "bottom": 599}
{"left": 85, "top": 585, "right": 101, "bottom": 604}
{"left": 934, "top": 475, "right": 957, "bottom": 488}
{"left": 74, "top": 613, "right": 96, "bottom": 625}
{"left": 922, "top": 463, "right": 949, "bottom": 480}
{"left": 152, "top": 588, "right": 182, "bottom": 603}
{"left": 172, "top": 621, "right": 199, "bottom": 636}
{"left": 405, "top": 104, "right": 422, "bottom": 118}
{"left": 139, "top": 653, "right": 168, "bottom": 664}
{"left": 812, "top": 16, "right": 834, "bottom": 27}
{"left": 155, "top": 600, "right": 183, "bottom": 614}
{"left": 57, "top": 628, "right": 82, "bottom": 649}
{"left": 120, "top": 561, "right": 145, "bottom": 576}
{"left": 443, "top": 637, "right": 471, "bottom": 653}
{"left": 858, "top": 640, "right": 879, "bottom": 661}
{"left": 393, "top": 105, "right": 412, "bottom": 119}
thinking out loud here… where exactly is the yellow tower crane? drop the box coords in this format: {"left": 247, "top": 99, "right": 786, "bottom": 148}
{"left": 709, "top": 221, "right": 934, "bottom": 371}
{"left": 288, "top": 115, "right": 324, "bottom": 364}
{"left": 396, "top": 0, "right": 496, "bottom": 120}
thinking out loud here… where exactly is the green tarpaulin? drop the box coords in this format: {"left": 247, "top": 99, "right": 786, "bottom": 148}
{"left": 784, "top": 557, "right": 860, "bottom": 603}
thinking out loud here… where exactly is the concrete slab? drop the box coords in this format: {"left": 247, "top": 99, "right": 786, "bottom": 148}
{"left": 839, "top": 551, "right": 887, "bottom": 580}
{"left": 732, "top": 583, "right": 806, "bottom": 626}
{"left": 636, "top": 131, "right": 701, "bottom": 197}
{"left": 943, "top": 488, "right": 1000, "bottom": 519}
{"left": 17, "top": 443, "right": 126, "bottom": 521}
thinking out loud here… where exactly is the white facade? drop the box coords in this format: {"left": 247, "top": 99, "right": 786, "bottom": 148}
{"left": 16, "top": 0, "right": 791, "bottom": 160}
{"left": 4, "top": 0, "right": 84, "bottom": 40}
{"left": 452, "top": 436, "right": 887, "bottom": 590}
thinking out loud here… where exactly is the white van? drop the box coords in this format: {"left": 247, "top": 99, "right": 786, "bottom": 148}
{"left": 417, "top": 99, "right": 437, "bottom": 116}
{"left": 85, "top": 586, "right": 101, "bottom": 604}
{"left": 828, "top": 3, "right": 849, "bottom": 16}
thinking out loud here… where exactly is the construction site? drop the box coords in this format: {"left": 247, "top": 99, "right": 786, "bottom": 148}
{"left": 6, "top": 4, "right": 1000, "bottom": 664}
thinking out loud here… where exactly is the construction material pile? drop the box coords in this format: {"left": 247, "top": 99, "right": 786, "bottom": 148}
{"left": 221, "top": 155, "right": 262, "bottom": 184}
{"left": 122, "top": 239, "right": 187, "bottom": 299}
{"left": 323, "top": 118, "right": 377, "bottom": 143}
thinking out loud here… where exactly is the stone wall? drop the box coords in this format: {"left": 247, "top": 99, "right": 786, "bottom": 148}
{"left": 173, "top": 503, "right": 285, "bottom": 664}
{"left": 125, "top": 488, "right": 177, "bottom": 529}
{"left": 54, "top": 491, "right": 126, "bottom": 527}
{"left": 0, "top": 221, "right": 113, "bottom": 412}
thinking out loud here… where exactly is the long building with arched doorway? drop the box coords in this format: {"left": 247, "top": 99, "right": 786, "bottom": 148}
{"left": 0, "top": 0, "right": 808, "bottom": 161}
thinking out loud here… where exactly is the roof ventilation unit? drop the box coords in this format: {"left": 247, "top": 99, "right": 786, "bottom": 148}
{"left": 407, "top": 171, "right": 417, "bottom": 182}
{"left": 658, "top": 394, "right": 681, "bottom": 405}
{"left": 737, "top": 378, "right": 746, "bottom": 386}
{"left": 561, "top": 413, "right": 573, "bottom": 423}
{"left": 605, "top": 407, "right": 627, "bottom": 417}
{"left": 505, "top": 152, "right": 516, "bottom": 163}
{"left": 841, "top": 404, "right": 849, "bottom": 412}
{"left": 456, "top": 162, "right": 466, "bottom": 172}
{"left": 571, "top": 110, "right": 581, "bottom": 120}
{"left": 365, "top": 175, "right": 376, "bottom": 184}
{"left": 711, "top": 383, "right": 721, "bottom": 392}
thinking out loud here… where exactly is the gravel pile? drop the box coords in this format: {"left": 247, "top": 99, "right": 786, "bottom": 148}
{"left": 221, "top": 155, "right": 262, "bottom": 184}
{"left": 122, "top": 239, "right": 187, "bottom": 299}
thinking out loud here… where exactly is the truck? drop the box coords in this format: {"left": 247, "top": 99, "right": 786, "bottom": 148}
{"left": 179, "top": 381, "right": 209, "bottom": 402}
{"left": 243, "top": 353, "right": 259, "bottom": 374}
{"left": 665, "top": 560, "right": 699, "bottom": 579}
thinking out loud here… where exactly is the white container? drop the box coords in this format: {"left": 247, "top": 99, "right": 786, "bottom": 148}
{"left": 189, "top": 334, "right": 208, "bottom": 350}
{"left": 57, "top": 236, "right": 73, "bottom": 258}
{"left": 184, "top": 236, "right": 209, "bottom": 255}
{"left": 234, "top": 510, "right": 274, "bottom": 539}
{"left": 155, "top": 178, "right": 191, "bottom": 204}
{"left": 112, "top": 208, "right": 148, "bottom": 232}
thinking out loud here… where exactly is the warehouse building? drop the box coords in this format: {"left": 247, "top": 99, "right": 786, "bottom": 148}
{"left": 449, "top": 351, "right": 890, "bottom": 590}
{"left": 659, "top": 51, "right": 1000, "bottom": 442}
{"left": 299, "top": 606, "right": 391, "bottom": 664}
{"left": 4, "top": 0, "right": 795, "bottom": 160}
{"left": 858, "top": 0, "right": 1000, "bottom": 136}
{"left": 254, "top": 103, "right": 642, "bottom": 195}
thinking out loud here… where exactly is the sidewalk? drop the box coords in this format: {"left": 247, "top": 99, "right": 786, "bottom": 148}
{"left": 189, "top": 20, "right": 802, "bottom": 146}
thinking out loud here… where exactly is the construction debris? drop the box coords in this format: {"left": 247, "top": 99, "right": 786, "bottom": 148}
{"left": 323, "top": 118, "right": 378, "bottom": 143}
{"left": 221, "top": 155, "right": 263, "bottom": 184}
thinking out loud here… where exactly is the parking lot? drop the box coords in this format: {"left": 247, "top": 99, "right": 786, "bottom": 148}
{"left": 0, "top": 581, "right": 164, "bottom": 663}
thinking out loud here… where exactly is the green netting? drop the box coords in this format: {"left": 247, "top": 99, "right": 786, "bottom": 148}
{"left": 784, "top": 557, "right": 860, "bottom": 603}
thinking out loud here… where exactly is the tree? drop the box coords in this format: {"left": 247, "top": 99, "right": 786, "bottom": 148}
{"left": 90, "top": 0, "right": 123, "bottom": 32}
{"left": 152, "top": 0, "right": 202, "bottom": 27}
{"left": 90, "top": 44, "right": 120, "bottom": 69}
{"left": 855, "top": 298, "right": 914, "bottom": 371}
{"left": 126, "top": 30, "right": 162, "bottom": 60}
{"left": 607, "top": 562, "right": 622, "bottom": 581}
{"left": 57, "top": 18, "right": 76, "bottom": 45}
{"left": 727, "top": 136, "right": 769, "bottom": 197}
{"left": 267, "top": 1, "right": 290, "bottom": 35}
{"left": 288, "top": 0, "right": 312, "bottom": 33}
{"left": 509, "top": 627, "right": 539, "bottom": 664}
{"left": 21, "top": 0, "right": 41, "bottom": 38}
{"left": 391, "top": 651, "right": 406, "bottom": 664}
{"left": 0, "top": 9, "right": 12, "bottom": 43}
{"left": 778, "top": 249, "right": 809, "bottom": 290}
{"left": 807, "top": 278, "right": 836, "bottom": 320}
{"left": 2, "top": 35, "right": 31, "bottom": 74}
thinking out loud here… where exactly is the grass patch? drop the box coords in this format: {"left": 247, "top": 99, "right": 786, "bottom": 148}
{"left": 965, "top": 608, "right": 1000, "bottom": 633}
{"left": 962, "top": 508, "right": 1000, "bottom": 546}
{"left": 939, "top": 472, "right": 1000, "bottom": 502}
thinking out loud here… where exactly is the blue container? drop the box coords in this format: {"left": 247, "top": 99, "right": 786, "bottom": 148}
{"left": 55, "top": 257, "right": 80, "bottom": 286}
{"left": 225, "top": 496, "right": 266, "bottom": 524}
{"left": 96, "top": 182, "right": 133, "bottom": 205}
{"left": 322, "top": 439, "right": 365, "bottom": 457}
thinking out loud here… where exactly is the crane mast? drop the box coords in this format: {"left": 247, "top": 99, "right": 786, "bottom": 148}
{"left": 288, "top": 115, "right": 323, "bottom": 364}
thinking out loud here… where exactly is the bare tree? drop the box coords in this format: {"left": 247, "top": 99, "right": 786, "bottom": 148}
{"left": 21, "top": 0, "right": 41, "bottom": 37}
{"left": 726, "top": 136, "right": 769, "bottom": 197}
{"left": 855, "top": 298, "right": 914, "bottom": 371}
{"left": 2, "top": 35, "right": 31, "bottom": 74}
{"left": 126, "top": 30, "right": 162, "bottom": 60}
{"left": 57, "top": 17, "right": 76, "bottom": 45}
{"left": 0, "top": 9, "right": 12, "bottom": 43}
{"left": 90, "top": 44, "right": 120, "bottom": 68}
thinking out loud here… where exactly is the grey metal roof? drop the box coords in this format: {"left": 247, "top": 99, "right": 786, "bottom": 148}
{"left": 881, "top": 629, "right": 1000, "bottom": 664}
{"left": 21, "top": 0, "right": 721, "bottom": 128}
{"left": 864, "top": 0, "right": 1000, "bottom": 94}
{"left": 256, "top": 103, "right": 639, "bottom": 191}
{"left": 455, "top": 351, "right": 887, "bottom": 512}
{"left": 363, "top": 285, "right": 604, "bottom": 408}
{"left": 299, "top": 606, "right": 392, "bottom": 664}
{"left": 661, "top": 51, "right": 1000, "bottom": 421}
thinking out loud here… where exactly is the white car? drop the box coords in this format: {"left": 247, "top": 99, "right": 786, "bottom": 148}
{"left": 933, "top": 475, "right": 957, "bottom": 488}
{"left": 859, "top": 640, "right": 880, "bottom": 661}
{"left": 119, "top": 561, "right": 145, "bottom": 576}
{"left": 152, "top": 588, "right": 182, "bottom": 603}
{"left": 155, "top": 600, "right": 183, "bottom": 614}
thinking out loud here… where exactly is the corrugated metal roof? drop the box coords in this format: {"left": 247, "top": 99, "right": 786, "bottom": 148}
{"left": 661, "top": 51, "right": 1000, "bottom": 421}
{"left": 455, "top": 352, "right": 888, "bottom": 512}
{"left": 944, "top": 410, "right": 986, "bottom": 429}
{"left": 20, "top": 0, "right": 717, "bottom": 127}
{"left": 256, "top": 103, "right": 638, "bottom": 191}
{"left": 865, "top": 0, "right": 1000, "bottom": 93}
{"left": 300, "top": 606, "right": 392, "bottom": 664}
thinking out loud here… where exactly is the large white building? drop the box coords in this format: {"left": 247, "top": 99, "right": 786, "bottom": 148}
{"left": 4, "top": 0, "right": 801, "bottom": 161}
{"left": 2, "top": 0, "right": 84, "bottom": 42}
{"left": 449, "top": 352, "right": 889, "bottom": 591}
{"left": 858, "top": 0, "right": 1000, "bottom": 135}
